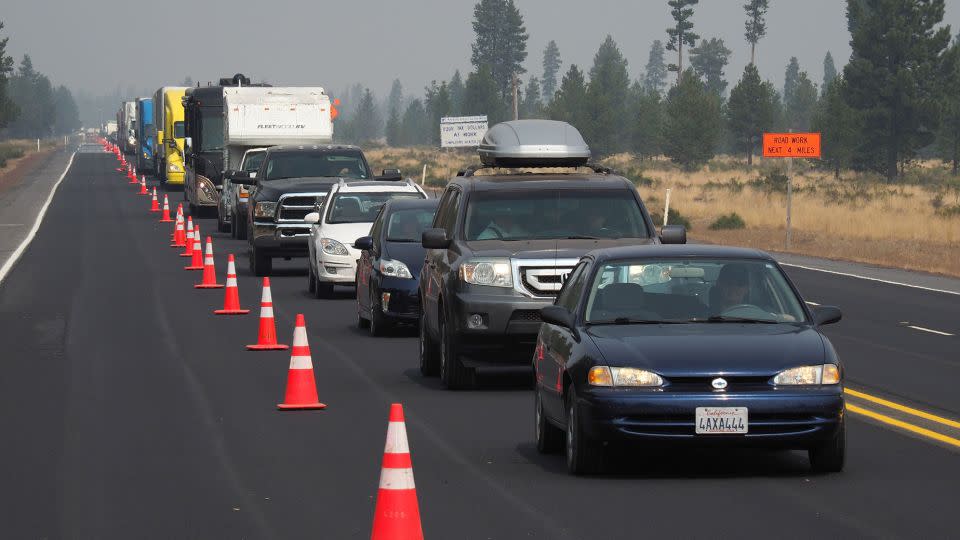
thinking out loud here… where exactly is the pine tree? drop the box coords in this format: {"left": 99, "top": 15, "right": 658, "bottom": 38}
{"left": 665, "top": 0, "right": 700, "bottom": 84}
{"left": 0, "top": 21, "right": 16, "bottom": 129}
{"left": 726, "top": 64, "right": 777, "bottom": 165}
{"left": 822, "top": 52, "right": 838, "bottom": 92}
{"left": 812, "top": 75, "right": 859, "bottom": 178}
{"left": 644, "top": 40, "right": 668, "bottom": 95}
{"left": 52, "top": 85, "right": 79, "bottom": 135}
{"left": 629, "top": 82, "right": 664, "bottom": 159}
{"left": 448, "top": 70, "right": 465, "bottom": 115}
{"left": 425, "top": 81, "right": 451, "bottom": 145}
{"left": 783, "top": 57, "right": 800, "bottom": 107}
{"left": 521, "top": 76, "right": 542, "bottom": 118}
{"left": 385, "top": 79, "right": 404, "bottom": 146}
{"left": 351, "top": 88, "right": 382, "bottom": 143}
{"left": 541, "top": 40, "right": 561, "bottom": 103}
{"left": 400, "top": 99, "right": 430, "bottom": 146}
{"left": 689, "top": 37, "right": 732, "bottom": 98}
{"left": 743, "top": 0, "right": 769, "bottom": 65}
{"left": 663, "top": 69, "right": 721, "bottom": 169}
{"left": 586, "top": 36, "right": 631, "bottom": 154}
{"left": 548, "top": 65, "right": 590, "bottom": 135}
{"left": 463, "top": 65, "right": 505, "bottom": 123}
{"left": 936, "top": 39, "right": 960, "bottom": 175}
{"left": 786, "top": 71, "right": 817, "bottom": 131}
{"left": 843, "top": 0, "right": 951, "bottom": 179}
{"left": 471, "top": 0, "right": 529, "bottom": 98}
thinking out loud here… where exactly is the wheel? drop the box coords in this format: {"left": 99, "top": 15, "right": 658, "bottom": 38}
{"left": 566, "top": 387, "right": 605, "bottom": 475}
{"left": 419, "top": 304, "right": 440, "bottom": 376}
{"left": 369, "top": 288, "right": 392, "bottom": 337}
{"left": 809, "top": 418, "right": 845, "bottom": 473}
{"left": 535, "top": 391, "right": 564, "bottom": 454}
{"left": 231, "top": 210, "right": 240, "bottom": 239}
{"left": 249, "top": 248, "right": 272, "bottom": 276}
{"left": 439, "top": 309, "right": 474, "bottom": 389}
{"left": 217, "top": 210, "right": 229, "bottom": 233}
{"left": 307, "top": 263, "right": 317, "bottom": 294}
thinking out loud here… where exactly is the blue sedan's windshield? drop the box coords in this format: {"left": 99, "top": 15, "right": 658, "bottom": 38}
{"left": 584, "top": 259, "right": 807, "bottom": 324}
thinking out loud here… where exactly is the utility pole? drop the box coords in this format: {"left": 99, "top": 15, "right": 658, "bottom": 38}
{"left": 512, "top": 73, "right": 519, "bottom": 121}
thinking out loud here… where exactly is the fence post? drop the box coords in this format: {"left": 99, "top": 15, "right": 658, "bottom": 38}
{"left": 663, "top": 188, "right": 672, "bottom": 227}
{"left": 421, "top": 164, "right": 427, "bottom": 187}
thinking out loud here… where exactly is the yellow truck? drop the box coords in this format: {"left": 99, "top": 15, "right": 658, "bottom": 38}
{"left": 152, "top": 86, "right": 188, "bottom": 185}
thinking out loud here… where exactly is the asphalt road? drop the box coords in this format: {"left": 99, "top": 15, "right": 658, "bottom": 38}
{"left": 0, "top": 151, "right": 957, "bottom": 539}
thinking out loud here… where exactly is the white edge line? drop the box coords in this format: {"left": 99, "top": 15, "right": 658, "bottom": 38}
{"left": 780, "top": 262, "right": 960, "bottom": 297}
{"left": 0, "top": 151, "right": 76, "bottom": 286}
{"left": 906, "top": 325, "right": 954, "bottom": 337}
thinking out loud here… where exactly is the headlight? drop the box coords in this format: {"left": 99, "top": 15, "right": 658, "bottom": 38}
{"left": 168, "top": 164, "right": 182, "bottom": 172}
{"left": 773, "top": 364, "right": 840, "bottom": 385}
{"left": 380, "top": 258, "right": 413, "bottom": 279}
{"left": 588, "top": 366, "right": 663, "bottom": 387}
{"left": 254, "top": 201, "right": 277, "bottom": 218}
{"left": 320, "top": 238, "right": 349, "bottom": 256}
{"left": 459, "top": 258, "right": 512, "bottom": 287}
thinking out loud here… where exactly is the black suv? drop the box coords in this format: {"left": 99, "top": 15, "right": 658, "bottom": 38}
{"left": 418, "top": 120, "right": 686, "bottom": 389}
{"left": 240, "top": 145, "right": 388, "bottom": 275}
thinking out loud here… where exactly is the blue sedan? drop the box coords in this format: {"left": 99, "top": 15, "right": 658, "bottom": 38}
{"left": 533, "top": 245, "right": 845, "bottom": 475}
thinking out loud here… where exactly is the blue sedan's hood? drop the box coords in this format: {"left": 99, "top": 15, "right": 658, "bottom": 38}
{"left": 383, "top": 241, "right": 427, "bottom": 276}
{"left": 586, "top": 324, "right": 826, "bottom": 377}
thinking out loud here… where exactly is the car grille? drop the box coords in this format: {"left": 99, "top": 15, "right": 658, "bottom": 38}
{"left": 665, "top": 376, "right": 773, "bottom": 392}
{"left": 519, "top": 266, "right": 575, "bottom": 297}
{"left": 510, "top": 310, "right": 542, "bottom": 322}
{"left": 278, "top": 193, "right": 325, "bottom": 222}
{"left": 615, "top": 413, "right": 827, "bottom": 437}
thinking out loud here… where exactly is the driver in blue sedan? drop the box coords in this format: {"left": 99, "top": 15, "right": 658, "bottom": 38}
{"left": 711, "top": 264, "right": 751, "bottom": 313}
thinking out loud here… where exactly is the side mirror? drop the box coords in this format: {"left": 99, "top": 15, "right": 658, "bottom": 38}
{"left": 812, "top": 305, "right": 842, "bottom": 326}
{"left": 304, "top": 212, "right": 320, "bottom": 225}
{"left": 660, "top": 225, "right": 687, "bottom": 245}
{"left": 353, "top": 236, "right": 373, "bottom": 250}
{"left": 166, "top": 139, "right": 177, "bottom": 149}
{"left": 541, "top": 305, "right": 580, "bottom": 341}
{"left": 226, "top": 170, "right": 251, "bottom": 183}
{"left": 376, "top": 168, "right": 402, "bottom": 181}
{"left": 421, "top": 228, "right": 450, "bottom": 249}
{"left": 184, "top": 137, "right": 192, "bottom": 153}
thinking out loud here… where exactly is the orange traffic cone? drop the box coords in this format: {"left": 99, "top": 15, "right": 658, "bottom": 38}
{"left": 214, "top": 255, "right": 250, "bottom": 314}
{"left": 159, "top": 195, "right": 173, "bottom": 223}
{"left": 171, "top": 204, "right": 184, "bottom": 241}
{"left": 180, "top": 217, "right": 195, "bottom": 256}
{"left": 138, "top": 176, "right": 148, "bottom": 195}
{"left": 128, "top": 166, "right": 138, "bottom": 184}
{"left": 194, "top": 237, "right": 224, "bottom": 289}
{"left": 171, "top": 213, "right": 185, "bottom": 246}
{"left": 371, "top": 404, "right": 423, "bottom": 540}
{"left": 247, "top": 278, "right": 289, "bottom": 350}
{"left": 277, "top": 314, "right": 325, "bottom": 410}
{"left": 184, "top": 225, "right": 204, "bottom": 269}
{"left": 150, "top": 188, "right": 160, "bottom": 212}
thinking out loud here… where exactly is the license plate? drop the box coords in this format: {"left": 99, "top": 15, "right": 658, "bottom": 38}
{"left": 695, "top": 407, "right": 748, "bottom": 435}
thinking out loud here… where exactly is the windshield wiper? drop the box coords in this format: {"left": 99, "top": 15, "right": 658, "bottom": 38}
{"left": 589, "top": 318, "right": 686, "bottom": 325}
{"left": 565, "top": 235, "right": 600, "bottom": 240}
{"left": 691, "top": 316, "right": 779, "bottom": 324}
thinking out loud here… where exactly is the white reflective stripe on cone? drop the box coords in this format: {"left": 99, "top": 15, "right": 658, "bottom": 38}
{"left": 262, "top": 285, "right": 273, "bottom": 303}
{"left": 292, "top": 325, "right": 308, "bottom": 346}
{"left": 289, "top": 355, "right": 313, "bottom": 370}
{"left": 378, "top": 467, "right": 416, "bottom": 490}
{"left": 226, "top": 276, "right": 237, "bottom": 287}
{"left": 260, "top": 305, "right": 274, "bottom": 318}
{"left": 384, "top": 422, "right": 411, "bottom": 454}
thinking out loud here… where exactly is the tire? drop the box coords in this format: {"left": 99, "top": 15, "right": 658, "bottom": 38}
{"left": 566, "top": 387, "right": 605, "bottom": 475}
{"left": 419, "top": 304, "right": 440, "bottom": 376}
{"left": 217, "top": 210, "right": 229, "bottom": 233}
{"left": 535, "top": 391, "right": 564, "bottom": 454}
{"left": 439, "top": 309, "right": 474, "bottom": 389}
{"left": 230, "top": 210, "right": 240, "bottom": 239}
{"left": 315, "top": 280, "right": 335, "bottom": 299}
{"left": 307, "top": 263, "right": 317, "bottom": 294}
{"left": 809, "top": 418, "right": 846, "bottom": 473}
{"left": 249, "top": 248, "right": 272, "bottom": 277}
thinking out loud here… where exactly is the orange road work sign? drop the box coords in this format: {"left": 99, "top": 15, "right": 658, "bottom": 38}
{"left": 763, "top": 132, "right": 821, "bottom": 158}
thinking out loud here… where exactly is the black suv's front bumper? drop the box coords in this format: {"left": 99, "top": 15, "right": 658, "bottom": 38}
{"left": 250, "top": 221, "right": 311, "bottom": 257}
{"left": 449, "top": 289, "right": 552, "bottom": 367}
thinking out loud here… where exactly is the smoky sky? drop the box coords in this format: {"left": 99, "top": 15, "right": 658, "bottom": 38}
{"left": 6, "top": 0, "right": 960, "bottom": 101}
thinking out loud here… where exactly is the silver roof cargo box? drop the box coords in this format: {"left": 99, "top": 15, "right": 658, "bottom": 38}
{"left": 478, "top": 120, "right": 590, "bottom": 167}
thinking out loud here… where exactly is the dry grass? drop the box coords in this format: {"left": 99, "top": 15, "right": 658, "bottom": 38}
{"left": 366, "top": 147, "right": 960, "bottom": 277}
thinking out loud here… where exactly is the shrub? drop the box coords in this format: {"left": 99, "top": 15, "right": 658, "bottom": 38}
{"left": 650, "top": 206, "right": 691, "bottom": 230}
{"left": 0, "top": 144, "right": 26, "bottom": 169}
{"left": 749, "top": 171, "right": 789, "bottom": 193}
{"left": 709, "top": 212, "right": 746, "bottom": 230}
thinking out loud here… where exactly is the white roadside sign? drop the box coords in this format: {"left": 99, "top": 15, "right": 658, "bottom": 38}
{"left": 440, "top": 115, "right": 488, "bottom": 148}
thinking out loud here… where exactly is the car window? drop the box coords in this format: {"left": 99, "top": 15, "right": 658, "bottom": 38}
{"left": 584, "top": 259, "right": 807, "bottom": 324}
{"left": 436, "top": 189, "right": 461, "bottom": 236}
{"left": 264, "top": 150, "right": 369, "bottom": 180}
{"left": 369, "top": 207, "right": 386, "bottom": 250}
{"left": 243, "top": 152, "right": 266, "bottom": 172}
{"left": 464, "top": 189, "right": 649, "bottom": 241}
{"left": 386, "top": 207, "right": 437, "bottom": 242}
{"left": 556, "top": 261, "right": 589, "bottom": 312}
{"left": 326, "top": 192, "right": 423, "bottom": 224}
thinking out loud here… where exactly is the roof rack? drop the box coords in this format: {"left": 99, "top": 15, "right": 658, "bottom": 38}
{"left": 456, "top": 163, "right": 615, "bottom": 177}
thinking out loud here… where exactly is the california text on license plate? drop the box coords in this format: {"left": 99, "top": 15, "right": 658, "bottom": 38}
{"left": 695, "top": 407, "right": 748, "bottom": 434}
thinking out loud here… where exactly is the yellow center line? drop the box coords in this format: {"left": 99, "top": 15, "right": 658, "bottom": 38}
{"left": 846, "top": 403, "right": 960, "bottom": 449}
{"left": 844, "top": 388, "right": 960, "bottom": 430}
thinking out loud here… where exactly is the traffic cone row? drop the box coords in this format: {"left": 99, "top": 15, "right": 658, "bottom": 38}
{"left": 247, "top": 278, "right": 288, "bottom": 350}
{"left": 194, "top": 237, "right": 224, "bottom": 289}
{"left": 150, "top": 188, "right": 160, "bottom": 212}
{"left": 214, "top": 255, "right": 249, "bottom": 314}
{"left": 180, "top": 218, "right": 195, "bottom": 257}
{"left": 159, "top": 195, "right": 173, "bottom": 222}
{"left": 184, "top": 226, "right": 203, "bottom": 269}
{"left": 138, "top": 176, "right": 149, "bottom": 195}
{"left": 277, "top": 314, "right": 325, "bottom": 410}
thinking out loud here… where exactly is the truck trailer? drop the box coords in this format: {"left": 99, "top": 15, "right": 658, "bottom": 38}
{"left": 119, "top": 101, "right": 137, "bottom": 155}
{"left": 136, "top": 97, "right": 155, "bottom": 173}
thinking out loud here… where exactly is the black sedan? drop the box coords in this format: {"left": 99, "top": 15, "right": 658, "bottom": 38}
{"left": 533, "top": 245, "right": 845, "bottom": 475}
{"left": 355, "top": 198, "right": 439, "bottom": 336}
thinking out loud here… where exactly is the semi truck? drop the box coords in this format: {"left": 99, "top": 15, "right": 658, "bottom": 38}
{"left": 119, "top": 101, "right": 137, "bottom": 155}
{"left": 152, "top": 87, "right": 188, "bottom": 185}
{"left": 136, "top": 97, "right": 155, "bottom": 173}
